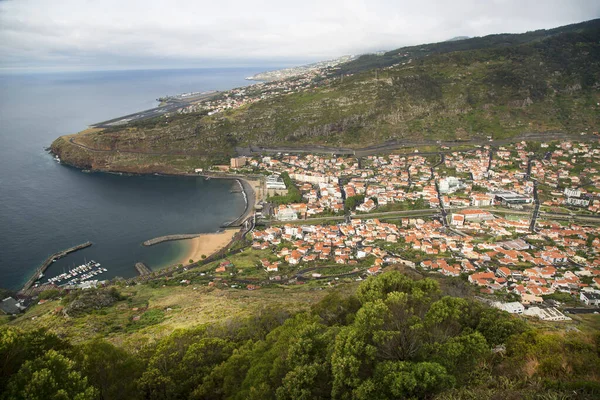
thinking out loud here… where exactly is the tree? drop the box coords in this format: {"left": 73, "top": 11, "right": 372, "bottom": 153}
{"left": 476, "top": 307, "right": 527, "bottom": 347}
{"left": 0, "top": 327, "right": 70, "bottom": 394}
{"left": 356, "top": 271, "right": 439, "bottom": 304}
{"left": 3, "top": 350, "right": 98, "bottom": 400}
{"left": 311, "top": 291, "right": 361, "bottom": 326}
{"left": 344, "top": 195, "right": 365, "bottom": 212}
{"left": 75, "top": 339, "right": 143, "bottom": 400}
{"left": 357, "top": 361, "right": 454, "bottom": 399}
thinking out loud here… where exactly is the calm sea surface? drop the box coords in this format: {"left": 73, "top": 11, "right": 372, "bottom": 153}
{"left": 0, "top": 68, "right": 269, "bottom": 290}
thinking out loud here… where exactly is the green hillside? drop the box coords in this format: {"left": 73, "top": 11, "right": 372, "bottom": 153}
{"left": 52, "top": 19, "right": 600, "bottom": 173}
{"left": 2, "top": 272, "right": 599, "bottom": 399}
{"left": 337, "top": 18, "right": 600, "bottom": 74}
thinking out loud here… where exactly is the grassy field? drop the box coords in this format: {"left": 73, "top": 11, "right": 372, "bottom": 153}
{"left": 7, "top": 275, "right": 358, "bottom": 349}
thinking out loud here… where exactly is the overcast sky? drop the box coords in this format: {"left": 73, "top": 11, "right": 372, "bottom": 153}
{"left": 0, "top": 0, "right": 598, "bottom": 71}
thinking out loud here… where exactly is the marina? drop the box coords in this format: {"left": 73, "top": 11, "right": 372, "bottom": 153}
{"left": 19, "top": 241, "right": 92, "bottom": 294}
{"left": 46, "top": 260, "right": 107, "bottom": 287}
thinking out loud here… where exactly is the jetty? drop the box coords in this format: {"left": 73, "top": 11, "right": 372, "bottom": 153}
{"left": 20, "top": 241, "right": 92, "bottom": 294}
{"left": 134, "top": 262, "right": 152, "bottom": 276}
{"left": 143, "top": 234, "right": 200, "bottom": 246}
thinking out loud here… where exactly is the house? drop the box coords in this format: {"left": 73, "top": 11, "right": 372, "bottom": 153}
{"left": 276, "top": 207, "right": 298, "bottom": 221}
{"left": 496, "top": 267, "right": 512, "bottom": 279}
{"left": 356, "top": 199, "right": 376, "bottom": 213}
{"left": 288, "top": 250, "right": 302, "bottom": 265}
{"left": 451, "top": 214, "right": 465, "bottom": 226}
{"left": 0, "top": 297, "right": 24, "bottom": 315}
{"left": 367, "top": 265, "right": 382, "bottom": 275}
{"left": 541, "top": 251, "right": 567, "bottom": 264}
{"left": 471, "top": 193, "right": 494, "bottom": 207}
{"left": 459, "top": 209, "right": 494, "bottom": 221}
{"left": 469, "top": 271, "right": 495, "bottom": 285}
{"left": 521, "top": 293, "right": 543, "bottom": 305}
{"left": 564, "top": 187, "right": 581, "bottom": 198}
{"left": 580, "top": 292, "right": 600, "bottom": 306}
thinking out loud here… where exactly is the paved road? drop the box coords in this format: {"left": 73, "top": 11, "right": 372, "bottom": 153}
{"left": 236, "top": 132, "right": 597, "bottom": 157}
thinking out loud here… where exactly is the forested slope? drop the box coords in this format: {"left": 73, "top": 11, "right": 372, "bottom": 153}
{"left": 2, "top": 272, "right": 599, "bottom": 399}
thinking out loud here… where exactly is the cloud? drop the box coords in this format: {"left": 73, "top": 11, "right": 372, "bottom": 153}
{"left": 0, "top": 0, "right": 598, "bottom": 70}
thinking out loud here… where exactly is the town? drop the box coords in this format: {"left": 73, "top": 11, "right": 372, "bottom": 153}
{"left": 210, "top": 138, "right": 600, "bottom": 321}
{"left": 176, "top": 63, "right": 352, "bottom": 117}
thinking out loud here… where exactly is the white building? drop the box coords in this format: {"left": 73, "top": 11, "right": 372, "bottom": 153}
{"left": 356, "top": 199, "right": 376, "bottom": 213}
{"left": 439, "top": 177, "right": 464, "bottom": 194}
{"left": 493, "top": 301, "right": 524, "bottom": 314}
{"left": 564, "top": 188, "right": 582, "bottom": 198}
{"left": 266, "top": 175, "right": 287, "bottom": 190}
{"left": 276, "top": 208, "right": 298, "bottom": 221}
{"left": 566, "top": 197, "right": 590, "bottom": 207}
{"left": 524, "top": 307, "right": 571, "bottom": 321}
{"left": 580, "top": 292, "right": 600, "bottom": 306}
{"left": 470, "top": 194, "right": 494, "bottom": 207}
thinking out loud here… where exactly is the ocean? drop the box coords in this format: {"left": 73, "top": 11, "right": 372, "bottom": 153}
{"left": 0, "top": 67, "right": 270, "bottom": 291}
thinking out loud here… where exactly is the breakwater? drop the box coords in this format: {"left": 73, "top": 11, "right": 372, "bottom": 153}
{"left": 20, "top": 241, "right": 92, "bottom": 294}
{"left": 143, "top": 234, "right": 201, "bottom": 246}
{"left": 134, "top": 262, "right": 152, "bottom": 276}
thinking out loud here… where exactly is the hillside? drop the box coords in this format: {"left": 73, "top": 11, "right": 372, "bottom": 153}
{"left": 2, "top": 271, "right": 599, "bottom": 399}
{"left": 51, "top": 19, "right": 600, "bottom": 173}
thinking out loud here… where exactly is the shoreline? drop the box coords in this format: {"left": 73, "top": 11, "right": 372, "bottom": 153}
{"left": 174, "top": 229, "right": 239, "bottom": 266}
{"left": 53, "top": 159, "right": 258, "bottom": 228}
{"left": 52, "top": 164, "right": 257, "bottom": 272}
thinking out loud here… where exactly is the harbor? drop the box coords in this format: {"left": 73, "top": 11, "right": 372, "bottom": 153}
{"left": 19, "top": 241, "right": 92, "bottom": 294}
{"left": 46, "top": 260, "right": 107, "bottom": 287}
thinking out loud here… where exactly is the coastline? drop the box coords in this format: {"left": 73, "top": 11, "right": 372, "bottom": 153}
{"left": 46, "top": 161, "right": 258, "bottom": 275}
{"left": 175, "top": 229, "right": 239, "bottom": 266}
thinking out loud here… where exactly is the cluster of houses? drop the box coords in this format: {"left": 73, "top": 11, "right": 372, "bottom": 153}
{"left": 239, "top": 139, "right": 600, "bottom": 315}
{"left": 244, "top": 139, "right": 600, "bottom": 223}
{"left": 252, "top": 219, "right": 407, "bottom": 274}
{"left": 251, "top": 209, "right": 600, "bottom": 311}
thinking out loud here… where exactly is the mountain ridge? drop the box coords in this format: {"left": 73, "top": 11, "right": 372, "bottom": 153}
{"left": 51, "top": 19, "right": 600, "bottom": 174}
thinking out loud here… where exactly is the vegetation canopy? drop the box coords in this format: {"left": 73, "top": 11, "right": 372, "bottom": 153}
{"left": 2, "top": 272, "right": 599, "bottom": 399}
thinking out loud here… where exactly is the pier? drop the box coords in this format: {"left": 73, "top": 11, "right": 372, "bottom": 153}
{"left": 20, "top": 241, "right": 92, "bottom": 294}
{"left": 134, "top": 262, "right": 152, "bottom": 276}
{"left": 143, "top": 234, "right": 200, "bottom": 246}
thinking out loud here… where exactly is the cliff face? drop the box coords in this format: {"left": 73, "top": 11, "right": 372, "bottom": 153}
{"left": 50, "top": 135, "right": 218, "bottom": 174}
{"left": 53, "top": 22, "right": 600, "bottom": 174}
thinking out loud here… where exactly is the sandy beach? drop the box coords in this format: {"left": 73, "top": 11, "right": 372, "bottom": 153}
{"left": 176, "top": 229, "right": 239, "bottom": 265}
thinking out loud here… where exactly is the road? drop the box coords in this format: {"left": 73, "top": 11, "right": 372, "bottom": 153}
{"left": 269, "top": 205, "right": 600, "bottom": 227}
{"left": 529, "top": 180, "right": 540, "bottom": 232}
{"left": 236, "top": 132, "right": 597, "bottom": 157}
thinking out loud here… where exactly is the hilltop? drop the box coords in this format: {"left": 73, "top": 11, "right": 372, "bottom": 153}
{"left": 51, "top": 19, "right": 600, "bottom": 174}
